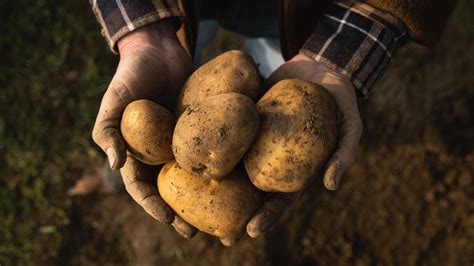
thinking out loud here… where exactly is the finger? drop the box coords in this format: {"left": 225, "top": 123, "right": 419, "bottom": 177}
{"left": 220, "top": 236, "right": 240, "bottom": 247}
{"left": 120, "top": 155, "right": 174, "bottom": 224}
{"left": 92, "top": 78, "right": 135, "bottom": 170}
{"left": 246, "top": 193, "right": 299, "bottom": 238}
{"left": 246, "top": 210, "right": 279, "bottom": 239}
{"left": 323, "top": 112, "right": 363, "bottom": 190}
{"left": 172, "top": 216, "right": 197, "bottom": 239}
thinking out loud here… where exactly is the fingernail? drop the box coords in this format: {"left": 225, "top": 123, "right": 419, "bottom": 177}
{"left": 220, "top": 237, "right": 237, "bottom": 247}
{"left": 324, "top": 174, "right": 337, "bottom": 191}
{"left": 327, "top": 171, "right": 342, "bottom": 191}
{"left": 324, "top": 163, "right": 338, "bottom": 190}
{"left": 172, "top": 217, "right": 197, "bottom": 239}
{"left": 106, "top": 148, "right": 116, "bottom": 169}
{"left": 332, "top": 179, "right": 338, "bottom": 190}
{"left": 247, "top": 222, "right": 260, "bottom": 238}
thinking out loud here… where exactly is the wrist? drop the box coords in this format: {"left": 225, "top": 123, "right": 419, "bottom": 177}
{"left": 290, "top": 53, "right": 354, "bottom": 92}
{"left": 117, "top": 19, "right": 179, "bottom": 55}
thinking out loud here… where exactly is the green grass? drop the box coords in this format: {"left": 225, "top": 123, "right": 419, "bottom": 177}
{"left": 0, "top": 1, "right": 115, "bottom": 264}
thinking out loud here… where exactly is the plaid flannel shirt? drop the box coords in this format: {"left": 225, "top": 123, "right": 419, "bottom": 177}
{"left": 300, "top": 2, "right": 407, "bottom": 96}
{"left": 90, "top": 0, "right": 182, "bottom": 51}
{"left": 91, "top": 0, "right": 407, "bottom": 96}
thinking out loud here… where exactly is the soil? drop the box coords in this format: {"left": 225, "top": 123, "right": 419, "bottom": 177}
{"left": 59, "top": 17, "right": 474, "bottom": 266}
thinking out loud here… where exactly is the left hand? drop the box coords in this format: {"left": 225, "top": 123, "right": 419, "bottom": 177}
{"left": 240, "top": 53, "right": 363, "bottom": 242}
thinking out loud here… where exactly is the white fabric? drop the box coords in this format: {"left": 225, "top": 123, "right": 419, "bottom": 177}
{"left": 243, "top": 37, "right": 285, "bottom": 78}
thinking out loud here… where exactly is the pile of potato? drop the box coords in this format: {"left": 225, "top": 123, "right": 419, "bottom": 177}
{"left": 120, "top": 50, "right": 338, "bottom": 241}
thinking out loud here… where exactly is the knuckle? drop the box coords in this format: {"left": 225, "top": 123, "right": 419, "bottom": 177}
{"left": 109, "top": 77, "right": 133, "bottom": 102}
{"left": 345, "top": 114, "right": 362, "bottom": 127}
{"left": 140, "top": 193, "right": 156, "bottom": 206}
{"left": 123, "top": 183, "right": 137, "bottom": 199}
{"left": 91, "top": 126, "right": 101, "bottom": 144}
{"left": 342, "top": 114, "right": 363, "bottom": 138}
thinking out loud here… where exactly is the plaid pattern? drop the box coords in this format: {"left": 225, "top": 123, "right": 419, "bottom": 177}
{"left": 91, "top": 1, "right": 406, "bottom": 95}
{"left": 300, "top": 3, "right": 407, "bottom": 97}
{"left": 90, "top": 0, "right": 182, "bottom": 52}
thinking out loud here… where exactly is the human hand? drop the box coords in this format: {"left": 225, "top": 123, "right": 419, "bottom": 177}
{"left": 242, "top": 53, "right": 363, "bottom": 240}
{"left": 216, "top": 192, "right": 300, "bottom": 245}
{"left": 120, "top": 155, "right": 197, "bottom": 238}
{"left": 263, "top": 53, "right": 363, "bottom": 190}
{"left": 92, "top": 20, "right": 196, "bottom": 237}
{"left": 92, "top": 19, "right": 191, "bottom": 170}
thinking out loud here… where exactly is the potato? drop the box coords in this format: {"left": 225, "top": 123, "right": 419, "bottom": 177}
{"left": 244, "top": 79, "right": 338, "bottom": 192}
{"left": 158, "top": 161, "right": 263, "bottom": 239}
{"left": 173, "top": 93, "right": 260, "bottom": 179}
{"left": 121, "top": 99, "right": 175, "bottom": 165}
{"left": 175, "top": 50, "right": 261, "bottom": 115}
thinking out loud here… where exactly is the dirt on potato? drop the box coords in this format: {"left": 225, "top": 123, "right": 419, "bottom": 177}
{"left": 244, "top": 79, "right": 338, "bottom": 193}
{"left": 58, "top": 7, "right": 474, "bottom": 266}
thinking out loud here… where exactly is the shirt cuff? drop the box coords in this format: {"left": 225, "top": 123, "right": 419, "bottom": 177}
{"left": 300, "top": 3, "right": 407, "bottom": 97}
{"left": 91, "top": 0, "right": 183, "bottom": 53}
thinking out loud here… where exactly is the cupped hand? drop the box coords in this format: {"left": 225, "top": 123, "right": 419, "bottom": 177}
{"left": 92, "top": 20, "right": 191, "bottom": 170}
{"left": 241, "top": 53, "right": 363, "bottom": 240}
{"left": 92, "top": 20, "right": 197, "bottom": 238}
{"left": 120, "top": 155, "right": 197, "bottom": 238}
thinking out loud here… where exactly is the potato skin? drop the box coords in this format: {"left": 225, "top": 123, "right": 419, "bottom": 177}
{"left": 244, "top": 79, "right": 338, "bottom": 192}
{"left": 158, "top": 161, "right": 263, "bottom": 239}
{"left": 121, "top": 99, "right": 175, "bottom": 165}
{"left": 175, "top": 50, "right": 261, "bottom": 115}
{"left": 173, "top": 93, "right": 260, "bottom": 179}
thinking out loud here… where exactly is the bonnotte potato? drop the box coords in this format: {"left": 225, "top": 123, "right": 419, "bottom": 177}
{"left": 172, "top": 93, "right": 260, "bottom": 179}
{"left": 121, "top": 99, "right": 175, "bottom": 165}
{"left": 244, "top": 79, "right": 338, "bottom": 192}
{"left": 175, "top": 50, "right": 261, "bottom": 115}
{"left": 158, "top": 161, "right": 263, "bottom": 239}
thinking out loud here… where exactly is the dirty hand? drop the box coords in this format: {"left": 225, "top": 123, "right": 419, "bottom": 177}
{"left": 92, "top": 20, "right": 190, "bottom": 170}
{"left": 121, "top": 155, "right": 197, "bottom": 238}
{"left": 92, "top": 20, "right": 196, "bottom": 238}
{"left": 244, "top": 53, "right": 363, "bottom": 239}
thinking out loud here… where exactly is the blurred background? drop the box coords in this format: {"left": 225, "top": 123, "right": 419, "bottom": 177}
{"left": 0, "top": 0, "right": 473, "bottom": 265}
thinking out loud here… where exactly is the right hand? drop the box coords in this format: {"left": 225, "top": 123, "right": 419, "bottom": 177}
{"left": 92, "top": 20, "right": 196, "bottom": 238}
{"left": 244, "top": 54, "right": 363, "bottom": 241}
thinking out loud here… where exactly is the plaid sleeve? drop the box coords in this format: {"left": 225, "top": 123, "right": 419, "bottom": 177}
{"left": 90, "top": 0, "right": 183, "bottom": 53}
{"left": 300, "top": 2, "right": 407, "bottom": 97}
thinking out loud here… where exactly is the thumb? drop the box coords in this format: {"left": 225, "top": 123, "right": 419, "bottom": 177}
{"left": 92, "top": 83, "right": 131, "bottom": 170}
{"left": 92, "top": 127, "right": 127, "bottom": 170}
